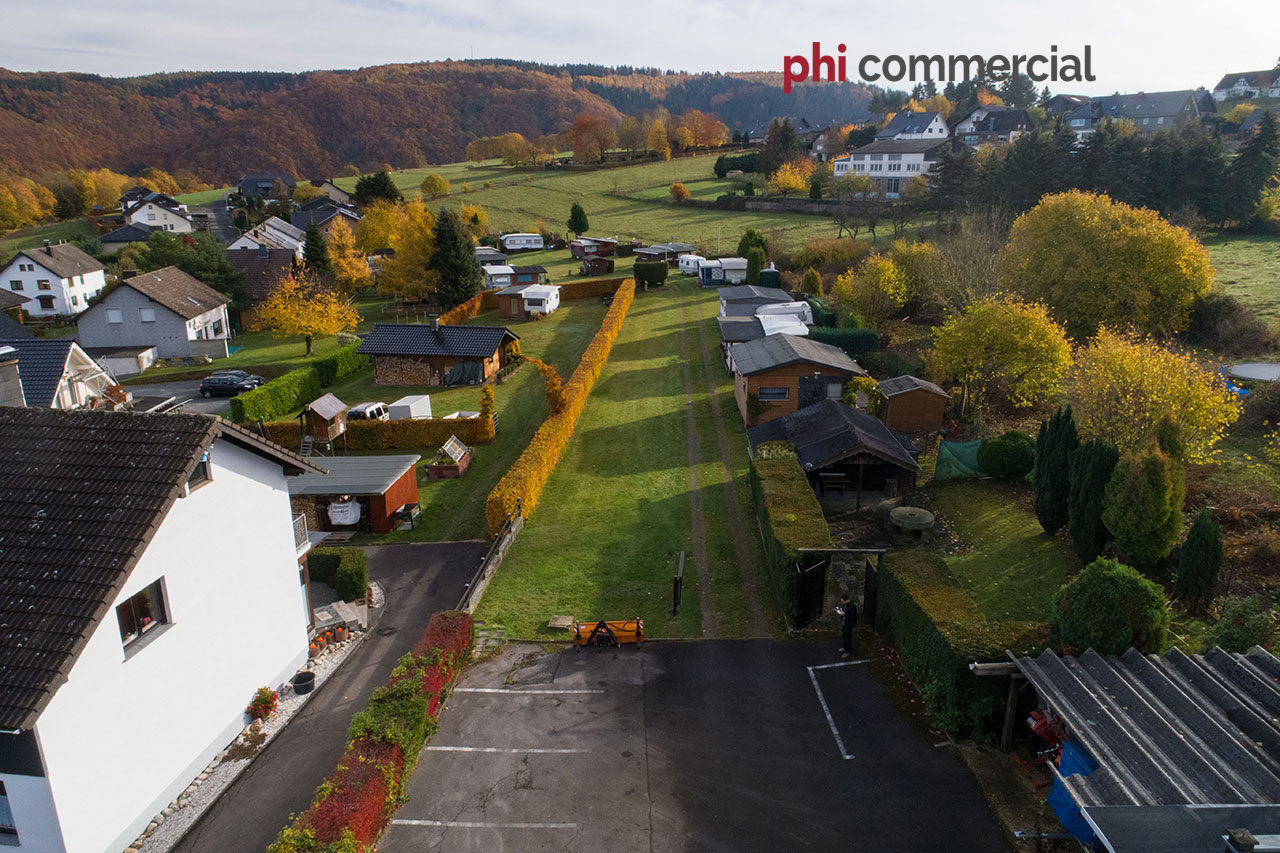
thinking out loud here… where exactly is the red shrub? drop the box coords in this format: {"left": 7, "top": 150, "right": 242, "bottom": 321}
{"left": 304, "top": 740, "right": 404, "bottom": 846}
{"left": 415, "top": 610, "right": 473, "bottom": 658}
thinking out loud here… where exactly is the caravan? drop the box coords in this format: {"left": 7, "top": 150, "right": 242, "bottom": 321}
{"left": 678, "top": 254, "right": 705, "bottom": 276}
{"left": 499, "top": 232, "right": 545, "bottom": 252}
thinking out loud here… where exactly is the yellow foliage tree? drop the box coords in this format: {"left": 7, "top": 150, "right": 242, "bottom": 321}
{"left": 768, "top": 160, "right": 813, "bottom": 196}
{"left": 353, "top": 199, "right": 403, "bottom": 254}
{"left": 926, "top": 295, "right": 1072, "bottom": 415}
{"left": 669, "top": 182, "right": 691, "bottom": 202}
{"left": 920, "top": 95, "right": 955, "bottom": 120}
{"left": 326, "top": 217, "right": 370, "bottom": 295}
{"left": 829, "top": 255, "right": 908, "bottom": 326}
{"left": 459, "top": 202, "right": 489, "bottom": 239}
{"left": 1067, "top": 329, "right": 1242, "bottom": 463}
{"left": 251, "top": 271, "right": 361, "bottom": 355}
{"left": 888, "top": 238, "right": 945, "bottom": 307}
{"left": 420, "top": 174, "right": 450, "bottom": 198}
{"left": 1223, "top": 103, "right": 1258, "bottom": 125}
{"left": 648, "top": 119, "right": 671, "bottom": 161}
{"left": 292, "top": 183, "right": 327, "bottom": 204}
{"left": 977, "top": 89, "right": 1005, "bottom": 106}
{"left": 998, "top": 191, "right": 1215, "bottom": 340}
{"left": 0, "top": 187, "right": 18, "bottom": 230}
{"left": 379, "top": 201, "right": 438, "bottom": 301}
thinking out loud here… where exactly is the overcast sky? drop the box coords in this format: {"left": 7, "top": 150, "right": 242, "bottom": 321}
{"left": 2, "top": 0, "right": 1277, "bottom": 95}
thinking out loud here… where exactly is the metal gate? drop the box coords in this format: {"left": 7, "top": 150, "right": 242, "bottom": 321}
{"left": 862, "top": 557, "right": 878, "bottom": 629}
{"left": 794, "top": 553, "right": 829, "bottom": 628}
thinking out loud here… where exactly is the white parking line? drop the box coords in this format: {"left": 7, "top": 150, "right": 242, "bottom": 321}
{"left": 454, "top": 687, "right": 605, "bottom": 694}
{"left": 392, "top": 819, "right": 578, "bottom": 829}
{"left": 424, "top": 746, "right": 592, "bottom": 754}
{"left": 807, "top": 663, "right": 868, "bottom": 761}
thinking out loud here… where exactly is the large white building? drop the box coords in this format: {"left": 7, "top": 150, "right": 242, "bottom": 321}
{"left": 122, "top": 192, "right": 193, "bottom": 234}
{"left": 1, "top": 242, "right": 106, "bottom": 317}
{"left": 0, "top": 409, "right": 323, "bottom": 853}
{"left": 230, "top": 216, "right": 307, "bottom": 261}
{"left": 831, "top": 139, "right": 949, "bottom": 197}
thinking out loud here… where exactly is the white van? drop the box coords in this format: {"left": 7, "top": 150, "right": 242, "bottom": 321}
{"left": 346, "top": 401, "right": 389, "bottom": 421}
{"left": 678, "top": 254, "right": 705, "bottom": 276}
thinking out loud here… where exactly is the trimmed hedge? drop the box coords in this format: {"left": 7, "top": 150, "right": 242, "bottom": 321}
{"left": 749, "top": 442, "right": 834, "bottom": 627}
{"left": 485, "top": 279, "right": 636, "bottom": 533}
{"left": 805, "top": 326, "right": 880, "bottom": 358}
{"left": 336, "top": 550, "right": 369, "bottom": 601}
{"left": 261, "top": 414, "right": 494, "bottom": 450}
{"left": 557, "top": 277, "right": 627, "bottom": 300}
{"left": 876, "top": 550, "right": 1050, "bottom": 736}
{"left": 268, "top": 611, "right": 473, "bottom": 853}
{"left": 230, "top": 342, "right": 366, "bottom": 422}
{"left": 313, "top": 342, "right": 369, "bottom": 386}
{"left": 438, "top": 292, "right": 486, "bottom": 325}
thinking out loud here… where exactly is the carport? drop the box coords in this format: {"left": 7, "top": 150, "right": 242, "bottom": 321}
{"left": 288, "top": 454, "right": 420, "bottom": 534}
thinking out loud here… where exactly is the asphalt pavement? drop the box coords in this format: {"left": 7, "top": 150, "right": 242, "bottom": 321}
{"left": 126, "top": 378, "right": 230, "bottom": 415}
{"left": 172, "top": 542, "right": 486, "bottom": 853}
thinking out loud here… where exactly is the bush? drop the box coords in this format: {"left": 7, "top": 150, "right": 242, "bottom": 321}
{"left": 335, "top": 550, "right": 369, "bottom": 602}
{"left": 1176, "top": 510, "right": 1223, "bottom": 613}
{"left": 633, "top": 261, "right": 669, "bottom": 290}
{"left": 557, "top": 277, "right": 627, "bottom": 299}
{"left": 308, "top": 548, "right": 342, "bottom": 583}
{"left": 1101, "top": 445, "right": 1184, "bottom": 571}
{"left": 669, "top": 182, "right": 691, "bottom": 202}
{"left": 1185, "top": 291, "right": 1278, "bottom": 358}
{"left": 261, "top": 415, "right": 494, "bottom": 451}
{"left": 312, "top": 342, "right": 369, "bottom": 387}
{"left": 1239, "top": 382, "right": 1280, "bottom": 432}
{"left": 804, "top": 326, "right": 879, "bottom": 358}
{"left": 486, "top": 280, "right": 636, "bottom": 533}
{"left": 246, "top": 686, "right": 278, "bottom": 720}
{"left": 438, "top": 292, "right": 485, "bottom": 325}
{"left": 1209, "top": 595, "right": 1275, "bottom": 652}
{"left": 230, "top": 367, "right": 322, "bottom": 422}
{"left": 1054, "top": 558, "right": 1170, "bottom": 655}
{"left": 977, "top": 430, "right": 1035, "bottom": 482}
{"left": 807, "top": 297, "right": 838, "bottom": 327}
{"left": 789, "top": 238, "right": 872, "bottom": 275}
{"left": 714, "top": 151, "right": 758, "bottom": 178}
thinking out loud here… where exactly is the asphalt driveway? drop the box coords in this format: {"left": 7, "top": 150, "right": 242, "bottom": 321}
{"left": 173, "top": 541, "right": 486, "bottom": 853}
{"left": 126, "top": 379, "right": 230, "bottom": 415}
{"left": 381, "top": 637, "right": 1010, "bottom": 852}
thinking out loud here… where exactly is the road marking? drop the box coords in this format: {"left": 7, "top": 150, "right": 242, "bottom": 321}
{"left": 810, "top": 659, "right": 871, "bottom": 670}
{"left": 424, "top": 746, "right": 592, "bottom": 754}
{"left": 807, "top": 666, "right": 854, "bottom": 760}
{"left": 392, "top": 819, "right": 577, "bottom": 829}
{"left": 454, "top": 687, "right": 605, "bottom": 694}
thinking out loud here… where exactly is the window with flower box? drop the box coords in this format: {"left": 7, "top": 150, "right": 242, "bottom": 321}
{"left": 116, "top": 578, "right": 170, "bottom": 651}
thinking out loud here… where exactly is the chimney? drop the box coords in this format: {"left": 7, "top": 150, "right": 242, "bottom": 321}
{"left": 43, "top": 239, "right": 53, "bottom": 256}
{"left": 430, "top": 316, "right": 439, "bottom": 332}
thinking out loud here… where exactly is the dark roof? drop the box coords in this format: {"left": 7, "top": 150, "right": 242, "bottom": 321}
{"left": 1083, "top": 804, "right": 1280, "bottom": 853}
{"left": 123, "top": 192, "right": 184, "bottom": 218}
{"left": 0, "top": 314, "right": 31, "bottom": 340}
{"left": 1242, "top": 107, "right": 1280, "bottom": 134}
{"left": 719, "top": 285, "right": 792, "bottom": 304}
{"left": 239, "top": 173, "right": 297, "bottom": 199}
{"left": 99, "top": 222, "right": 154, "bottom": 245}
{"left": 848, "top": 138, "right": 952, "bottom": 157}
{"left": 718, "top": 316, "right": 765, "bottom": 343}
{"left": 226, "top": 247, "right": 295, "bottom": 303}
{"left": 291, "top": 205, "right": 360, "bottom": 230}
{"left": 730, "top": 333, "right": 865, "bottom": 377}
{"left": 1068, "top": 90, "right": 1200, "bottom": 125}
{"left": 357, "top": 323, "right": 518, "bottom": 359}
{"left": 974, "top": 109, "right": 1031, "bottom": 133}
{"left": 747, "top": 399, "right": 920, "bottom": 472}
{"left": 0, "top": 339, "right": 75, "bottom": 407}
{"left": 1213, "top": 69, "right": 1280, "bottom": 92}
{"left": 288, "top": 454, "right": 420, "bottom": 497}
{"left": 0, "top": 407, "right": 322, "bottom": 730}
{"left": 1016, "top": 646, "right": 1280, "bottom": 808}
{"left": 878, "top": 375, "right": 949, "bottom": 399}
{"left": 117, "top": 266, "right": 229, "bottom": 319}
{"left": 4, "top": 243, "right": 104, "bottom": 280}
{"left": 0, "top": 290, "right": 29, "bottom": 312}
{"left": 876, "top": 110, "right": 942, "bottom": 137}
{"left": 510, "top": 265, "right": 546, "bottom": 275}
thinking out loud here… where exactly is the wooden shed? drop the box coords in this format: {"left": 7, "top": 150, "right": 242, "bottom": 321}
{"left": 878, "top": 375, "right": 950, "bottom": 433}
{"left": 287, "top": 454, "right": 421, "bottom": 535}
{"left": 729, "top": 333, "right": 867, "bottom": 426}
{"left": 304, "top": 393, "right": 347, "bottom": 442}
{"left": 580, "top": 256, "right": 614, "bottom": 276}
{"left": 357, "top": 321, "right": 519, "bottom": 386}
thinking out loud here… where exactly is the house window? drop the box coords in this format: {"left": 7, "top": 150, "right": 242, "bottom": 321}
{"left": 758, "top": 387, "right": 789, "bottom": 401}
{"left": 106, "top": 308, "right": 123, "bottom": 323}
{"left": 70, "top": 296, "right": 78, "bottom": 307}
{"left": 1071, "top": 118, "right": 1085, "bottom": 127}
{"left": 7, "top": 281, "right": 20, "bottom": 291}
{"left": 18, "top": 263, "right": 32, "bottom": 272}
{"left": 139, "top": 307, "right": 156, "bottom": 323}
{"left": 187, "top": 451, "right": 212, "bottom": 492}
{"left": 116, "top": 578, "right": 169, "bottom": 649}
{"left": 147, "top": 213, "right": 157, "bottom": 221}
{"left": 36, "top": 280, "right": 50, "bottom": 290}
{"left": 0, "top": 781, "right": 17, "bottom": 845}
{"left": 887, "top": 178, "right": 901, "bottom": 194}
{"left": 827, "top": 383, "right": 843, "bottom": 399}
{"left": 37, "top": 296, "right": 54, "bottom": 311}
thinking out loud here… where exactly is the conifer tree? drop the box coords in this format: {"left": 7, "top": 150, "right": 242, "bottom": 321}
{"left": 1068, "top": 440, "right": 1120, "bottom": 565}
{"left": 1034, "top": 406, "right": 1079, "bottom": 535}
{"left": 431, "top": 209, "right": 482, "bottom": 309}
{"left": 1176, "top": 510, "right": 1223, "bottom": 614}
{"left": 302, "top": 224, "right": 332, "bottom": 276}
{"left": 566, "top": 202, "right": 589, "bottom": 237}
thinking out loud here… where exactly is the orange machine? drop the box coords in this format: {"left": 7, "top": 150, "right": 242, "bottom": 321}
{"left": 572, "top": 619, "right": 645, "bottom": 647}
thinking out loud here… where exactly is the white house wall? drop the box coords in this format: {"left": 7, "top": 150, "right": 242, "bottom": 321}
{"left": 30, "top": 440, "right": 309, "bottom": 853}
{"left": 1, "top": 261, "right": 105, "bottom": 317}
{"left": 126, "top": 203, "right": 193, "bottom": 233}
{"left": 0, "top": 771, "right": 64, "bottom": 853}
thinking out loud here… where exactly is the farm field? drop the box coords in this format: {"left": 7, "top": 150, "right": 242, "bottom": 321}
{"left": 175, "top": 187, "right": 233, "bottom": 207}
{"left": 1205, "top": 233, "right": 1280, "bottom": 329}
{"left": 0, "top": 220, "right": 94, "bottom": 256}
{"left": 474, "top": 282, "right": 781, "bottom": 640}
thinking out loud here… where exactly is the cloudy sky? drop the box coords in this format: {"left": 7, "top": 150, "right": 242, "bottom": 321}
{"left": 3, "top": 0, "right": 1277, "bottom": 94}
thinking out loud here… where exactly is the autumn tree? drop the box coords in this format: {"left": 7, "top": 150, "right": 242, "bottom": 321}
{"left": 926, "top": 296, "right": 1071, "bottom": 415}
{"left": 420, "top": 174, "right": 450, "bottom": 198}
{"left": 888, "top": 238, "right": 945, "bottom": 310}
{"left": 800, "top": 267, "right": 823, "bottom": 297}
{"left": 1034, "top": 406, "right": 1079, "bottom": 535}
{"left": 571, "top": 113, "right": 616, "bottom": 163}
{"left": 251, "top": 271, "right": 361, "bottom": 354}
{"left": 353, "top": 171, "right": 402, "bottom": 206}
{"left": 998, "top": 191, "right": 1215, "bottom": 339}
{"left": 292, "top": 183, "right": 327, "bottom": 205}
{"left": 354, "top": 199, "right": 403, "bottom": 254}
{"left": 1101, "top": 443, "right": 1185, "bottom": 571}
{"left": 431, "top": 208, "right": 483, "bottom": 310}
{"left": 302, "top": 224, "right": 332, "bottom": 276}
{"left": 648, "top": 119, "right": 671, "bottom": 160}
{"left": 567, "top": 202, "right": 589, "bottom": 237}
{"left": 326, "top": 217, "right": 370, "bottom": 295}
{"left": 768, "top": 160, "right": 813, "bottom": 196}
{"left": 1067, "top": 330, "right": 1242, "bottom": 463}
{"left": 379, "top": 202, "right": 437, "bottom": 301}
{"left": 617, "top": 117, "right": 645, "bottom": 156}
{"left": 669, "top": 182, "right": 691, "bottom": 202}
{"left": 829, "top": 255, "right": 907, "bottom": 327}
{"left": 458, "top": 202, "right": 489, "bottom": 240}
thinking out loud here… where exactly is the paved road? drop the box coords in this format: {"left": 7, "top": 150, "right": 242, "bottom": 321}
{"left": 193, "top": 203, "right": 237, "bottom": 245}
{"left": 173, "top": 542, "right": 486, "bottom": 853}
{"left": 124, "top": 379, "right": 230, "bottom": 415}
{"left": 382, "top": 636, "right": 1010, "bottom": 852}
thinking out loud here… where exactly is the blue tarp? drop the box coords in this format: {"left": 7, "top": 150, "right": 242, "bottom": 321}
{"left": 1048, "top": 741, "right": 1101, "bottom": 844}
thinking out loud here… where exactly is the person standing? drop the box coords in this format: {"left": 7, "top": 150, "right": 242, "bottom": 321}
{"left": 835, "top": 594, "right": 858, "bottom": 657}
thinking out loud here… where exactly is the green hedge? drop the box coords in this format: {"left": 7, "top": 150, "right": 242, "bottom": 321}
{"left": 876, "top": 549, "right": 1050, "bottom": 736}
{"left": 807, "top": 297, "right": 838, "bottom": 328}
{"left": 806, "top": 326, "right": 880, "bottom": 358}
{"left": 308, "top": 547, "right": 368, "bottom": 603}
{"left": 313, "top": 342, "right": 369, "bottom": 386}
{"left": 749, "top": 442, "right": 833, "bottom": 627}
{"left": 230, "top": 367, "right": 322, "bottom": 422}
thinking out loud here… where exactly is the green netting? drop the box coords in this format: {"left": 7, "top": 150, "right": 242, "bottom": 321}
{"left": 933, "top": 440, "right": 985, "bottom": 480}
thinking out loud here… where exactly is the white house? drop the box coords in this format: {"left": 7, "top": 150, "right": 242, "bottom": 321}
{"left": 0, "top": 337, "right": 117, "bottom": 409}
{"left": 496, "top": 283, "right": 561, "bottom": 318}
{"left": 0, "top": 408, "right": 324, "bottom": 853}
{"left": 832, "top": 139, "right": 949, "bottom": 197}
{"left": 875, "top": 110, "right": 949, "bottom": 140}
{"left": 1212, "top": 69, "right": 1280, "bottom": 102}
{"left": 1, "top": 242, "right": 106, "bottom": 317}
{"left": 122, "top": 192, "right": 193, "bottom": 234}
{"left": 230, "top": 216, "right": 306, "bottom": 260}
{"left": 76, "top": 266, "right": 232, "bottom": 361}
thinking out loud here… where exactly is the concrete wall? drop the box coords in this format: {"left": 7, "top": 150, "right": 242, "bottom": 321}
{"left": 30, "top": 441, "right": 310, "bottom": 853}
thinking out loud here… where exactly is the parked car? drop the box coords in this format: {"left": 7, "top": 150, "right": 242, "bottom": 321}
{"left": 199, "top": 375, "right": 257, "bottom": 398}
{"left": 347, "top": 401, "right": 390, "bottom": 421}
{"left": 207, "top": 369, "right": 264, "bottom": 386}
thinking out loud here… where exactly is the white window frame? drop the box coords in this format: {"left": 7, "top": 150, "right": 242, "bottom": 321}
{"left": 106, "top": 308, "right": 123, "bottom": 324}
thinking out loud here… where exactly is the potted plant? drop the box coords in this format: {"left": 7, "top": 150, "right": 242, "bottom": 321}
{"left": 245, "top": 687, "right": 278, "bottom": 721}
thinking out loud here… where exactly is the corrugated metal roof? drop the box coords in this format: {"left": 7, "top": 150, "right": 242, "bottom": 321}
{"left": 1017, "top": 647, "right": 1280, "bottom": 807}
{"left": 747, "top": 398, "right": 920, "bottom": 472}
{"left": 730, "top": 333, "right": 865, "bottom": 377}
{"left": 878, "top": 375, "right": 949, "bottom": 399}
{"left": 288, "top": 454, "right": 420, "bottom": 496}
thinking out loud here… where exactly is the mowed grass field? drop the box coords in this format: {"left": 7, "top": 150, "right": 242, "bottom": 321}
{"left": 333, "top": 155, "right": 841, "bottom": 252}
{"left": 1204, "top": 233, "right": 1280, "bottom": 329}
{"left": 0, "top": 220, "right": 94, "bottom": 257}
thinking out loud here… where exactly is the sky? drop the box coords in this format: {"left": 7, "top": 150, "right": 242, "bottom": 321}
{"left": 2, "top": 0, "right": 1278, "bottom": 96}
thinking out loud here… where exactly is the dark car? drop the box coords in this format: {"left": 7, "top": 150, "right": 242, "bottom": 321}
{"left": 199, "top": 375, "right": 257, "bottom": 398}
{"left": 208, "top": 369, "right": 264, "bottom": 386}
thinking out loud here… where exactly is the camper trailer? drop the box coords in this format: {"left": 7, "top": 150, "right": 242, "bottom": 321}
{"left": 499, "top": 233, "right": 544, "bottom": 252}
{"left": 678, "top": 254, "right": 705, "bottom": 275}
{"left": 389, "top": 395, "right": 433, "bottom": 420}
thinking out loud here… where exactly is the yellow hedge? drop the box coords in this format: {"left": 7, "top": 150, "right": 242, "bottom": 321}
{"left": 485, "top": 279, "right": 636, "bottom": 533}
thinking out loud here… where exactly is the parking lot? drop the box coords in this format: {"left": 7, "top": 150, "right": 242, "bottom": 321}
{"left": 124, "top": 379, "right": 235, "bottom": 415}
{"left": 381, "top": 639, "right": 1009, "bottom": 852}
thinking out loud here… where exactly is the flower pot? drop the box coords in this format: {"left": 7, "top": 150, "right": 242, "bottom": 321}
{"left": 334, "top": 626, "right": 348, "bottom": 643}
{"left": 292, "top": 671, "right": 316, "bottom": 695}
{"left": 314, "top": 636, "right": 326, "bottom": 653}
{"left": 308, "top": 642, "right": 320, "bottom": 659}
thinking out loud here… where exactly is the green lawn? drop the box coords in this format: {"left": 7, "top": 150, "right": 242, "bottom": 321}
{"left": 474, "top": 283, "right": 779, "bottom": 639}
{"left": 926, "top": 480, "right": 1081, "bottom": 622}
{"left": 1204, "top": 233, "right": 1280, "bottom": 329}
{"left": 175, "top": 187, "right": 233, "bottom": 207}
{"left": 334, "top": 155, "right": 843, "bottom": 253}
{"left": 0, "top": 220, "right": 94, "bottom": 257}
